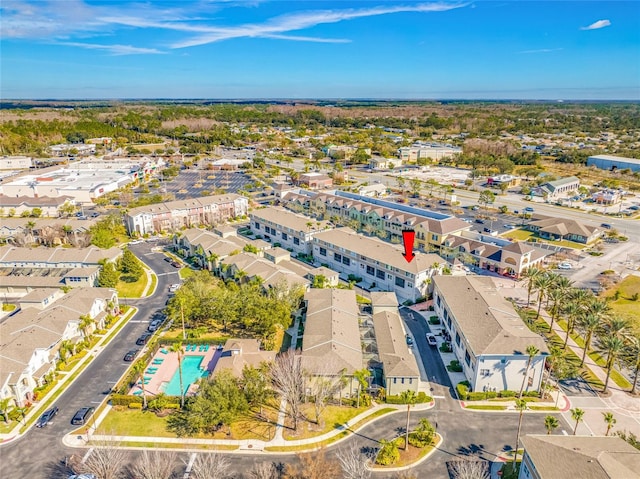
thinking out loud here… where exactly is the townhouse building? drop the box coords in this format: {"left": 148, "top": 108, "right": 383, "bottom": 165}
{"left": 371, "top": 292, "right": 420, "bottom": 395}
{"left": 0, "top": 217, "right": 95, "bottom": 246}
{"left": 284, "top": 190, "right": 470, "bottom": 253}
{"left": 0, "top": 195, "right": 75, "bottom": 218}
{"left": 173, "top": 228, "right": 249, "bottom": 270}
{"left": 312, "top": 228, "right": 447, "bottom": 303}
{"left": 218, "top": 251, "right": 310, "bottom": 292}
{"left": 125, "top": 194, "right": 248, "bottom": 236}
{"left": 433, "top": 276, "right": 548, "bottom": 393}
{"left": 0, "top": 245, "right": 121, "bottom": 269}
{"left": 250, "top": 206, "right": 331, "bottom": 256}
{"left": 0, "top": 287, "right": 118, "bottom": 407}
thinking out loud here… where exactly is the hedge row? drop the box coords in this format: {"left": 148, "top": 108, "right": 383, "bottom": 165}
{"left": 457, "top": 382, "right": 540, "bottom": 401}
{"left": 160, "top": 337, "right": 228, "bottom": 346}
{"left": 385, "top": 391, "right": 432, "bottom": 404}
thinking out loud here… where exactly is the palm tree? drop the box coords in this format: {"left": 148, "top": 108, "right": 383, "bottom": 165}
{"left": 625, "top": 335, "right": 640, "bottom": 395}
{"left": 0, "top": 398, "right": 12, "bottom": 424}
{"left": 170, "top": 342, "right": 185, "bottom": 408}
{"left": 570, "top": 407, "right": 585, "bottom": 435}
{"left": 513, "top": 398, "right": 528, "bottom": 472}
{"left": 518, "top": 345, "right": 540, "bottom": 398}
{"left": 78, "top": 314, "right": 95, "bottom": 339}
{"left": 534, "top": 273, "right": 554, "bottom": 319}
{"left": 546, "top": 289, "right": 565, "bottom": 333}
{"left": 353, "top": 369, "right": 370, "bottom": 409}
{"left": 561, "top": 302, "right": 582, "bottom": 349}
{"left": 578, "top": 313, "right": 602, "bottom": 367}
{"left": 599, "top": 334, "right": 625, "bottom": 394}
{"left": 602, "top": 412, "right": 616, "bottom": 436}
{"left": 604, "top": 317, "right": 630, "bottom": 339}
{"left": 544, "top": 415, "right": 559, "bottom": 435}
{"left": 400, "top": 390, "right": 417, "bottom": 450}
{"left": 521, "top": 267, "right": 542, "bottom": 307}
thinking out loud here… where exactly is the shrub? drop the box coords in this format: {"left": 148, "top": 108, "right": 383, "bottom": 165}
{"left": 486, "top": 391, "right": 498, "bottom": 399}
{"left": 376, "top": 439, "right": 400, "bottom": 465}
{"left": 408, "top": 418, "right": 435, "bottom": 448}
{"left": 467, "top": 392, "right": 488, "bottom": 401}
{"left": 447, "top": 360, "right": 463, "bottom": 372}
{"left": 456, "top": 382, "right": 469, "bottom": 400}
{"left": 166, "top": 403, "right": 181, "bottom": 410}
{"left": 499, "top": 390, "right": 516, "bottom": 398}
{"left": 385, "top": 392, "right": 432, "bottom": 404}
{"left": 128, "top": 402, "right": 143, "bottom": 409}
{"left": 439, "top": 342, "right": 452, "bottom": 353}
{"left": 525, "top": 391, "right": 540, "bottom": 397}
{"left": 428, "top": 316, "right": 441, "bottom": 324}
{"left": 347, "top": 274, "right": 362, "bottom": 283}
{"left": 111, "top": 394, "right": 143, "bottom": 406}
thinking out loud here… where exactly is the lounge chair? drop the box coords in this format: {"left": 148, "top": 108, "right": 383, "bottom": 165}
{"left": 133, "top": 390, "right": 143, "bottom": 396}
{"left": 204, "top": 344, "right": 209, "bottom": 352}
{"left": 144, "top": 376, "right": 152, "bottom": 381}
{"left": 160, "top": 349, "right": 168, "bottom": 354}
{"left": 146, "top": 370, "right": 156, "bottom": 375}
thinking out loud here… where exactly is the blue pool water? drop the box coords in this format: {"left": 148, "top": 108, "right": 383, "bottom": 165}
{"left": 162, "top": 355, "right": 209, "bottom": 395}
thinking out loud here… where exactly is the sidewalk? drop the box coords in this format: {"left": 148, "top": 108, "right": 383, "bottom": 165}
{"left": 0, "top": 307, "right": 138, "bottom": 444}
{"left": 64, "top": 400, "right": 435, "bottom": 453}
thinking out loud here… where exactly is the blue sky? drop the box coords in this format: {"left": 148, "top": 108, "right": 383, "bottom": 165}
{"left": 1, "top": 1, "right": 639, "bottom": 100}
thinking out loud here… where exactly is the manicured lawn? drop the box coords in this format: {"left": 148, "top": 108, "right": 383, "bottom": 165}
{"left": 283, "top": 404, "right": 369, "bottom": 440}
{"left": 116, "top": 273, "right": 148, "bottom": 298}
{"left": 179, "top": 267, "right": 195, "bottom": 280}
{"left": 464, "top": 405, "right": 507, "bottom": 411}
{"left": 603, "top": 275, "right": 640, "bottom": 333}
{"left": 504, "top": 229, "right": 535, "bottom": 241}
{"left": 501, "top": 229, "right": 586, "bottom": 250}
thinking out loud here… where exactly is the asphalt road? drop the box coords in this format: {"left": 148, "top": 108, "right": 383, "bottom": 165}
{"left": 1, "top": 243, "right": 567, "bottom": 478}
{"left": 0, "top": 242, "right": 179, "bottom": 479}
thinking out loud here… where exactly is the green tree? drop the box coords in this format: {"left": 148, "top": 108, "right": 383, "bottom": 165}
{"left": 78, "top": 314, "right": 95, "bottom": 339}
{"left": 544, "top": 415, "right": 558, "bottom": 435}
{"left": 400, "top": 390, "right": 418, "bottom": 450}
{"left": 603, "top": 412, "right": 616, "bottom": 436}
{"left": 353, "top": 369, "right": 370, "bottom": 409}
{"left": 58, "top": 200, "right": 76, "bottom": 217}
{"left": 170, "top": 342, "right": 185, "bottom": 408}
{"left": 571, "top": 408, "right": 585, "bottom": 435}
{"left": 521, "top": 267, "right": 542, "bottom": 307}
{"left": 578, "top": 313, "right": 602, "bottom": 367}
{"left": 31, "top": 207, "right": 43, "bottom": 218}
{"left": 91, "top": 227, "right": 116, "bottom": 248}
{"left": 624, "top": 336, "right": 640, "bottom": 395}
{"left": 409, "top": 178, "right": 422, "bottom": 197}
{"left": 518, "top": 345, "right": 540, "bottom": 398}
{"left": 408, "top": 418, "right": 435, "bottom": 447}
{"left": 0, "top": 398, "right": 12, "bottom": 424}
{"left": 97, "top": 260, "right": 119, "bottom": 288}
{"left": 599, "top": 334, "right": 626, "bottom": 394}
{"left": 375, "top": 439, "right": 400, "bottom": 466}
{"left": 120, "top": 248, "right": 144, "bottom": 280}
{"left": 478, "top": 189, "right": 495, "bottom": 210}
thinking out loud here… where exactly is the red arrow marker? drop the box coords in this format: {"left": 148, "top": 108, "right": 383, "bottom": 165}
{"left": 402, "top": 230, "right": 416, "bottom": 263}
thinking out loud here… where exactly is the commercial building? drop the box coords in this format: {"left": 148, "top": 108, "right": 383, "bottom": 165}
{"left": 301, "top": 289, "right": 362, "bottom": 396}
{"left": 250, "top": 206, "right": 331, "bottom": 256}
{"left": 587, "top": 154, "right": 640, "bottom": 173}
{"left": 518, "top": 435, "right": 640, "bottom": 479}
{"left": 312, "top": 227, "right": 447, "bottom": 303}
{"left": 0, "top": 287, "right": 118, "bottom": 407}
{"left": 398, "top": 145, "right": 462, "bottom": 162}
{"left": 371, "top": 292, "right": 420, "bottom": 396}
{"left": 125, "top": 194, "right": 248, "bottom": 236}
{"left": 284, "top": 190, "right": 470, "bottom": 252}
{"left": 368, "top": 157, "right": 403, "bottom": 170}
{"left": 0, "top": 156, "right": 32, "bottom": 170}
{"left": 532, "top": 176, "right": 580, "bottom": 200}
{"left": 297, "top": 172, "right": 333, "bottom": 189}
{"left": 433, "top": 276, "right": 548, "bottom": 393}
{"left": 526, "top": 215, "right": 601, "bottom": 245}
{"left": 592, "top": 189, "right": 622, "bottom": 205}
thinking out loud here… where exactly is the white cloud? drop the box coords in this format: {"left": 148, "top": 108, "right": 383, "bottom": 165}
{"left": 57, "top": 42, "right": 165, "bottom": 56}
{"left": 581, "top": 19, "right": 611, "bottom": 30}
{"left": 518, "top": 48, "right": 563, "bottom": 54}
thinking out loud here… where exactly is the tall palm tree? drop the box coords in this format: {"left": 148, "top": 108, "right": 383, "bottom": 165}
{"left": 78, "top": 314, "right": 95, "bottom": 339}
{"left": 570, "top": 407, "right": 585, "bottom": 435}
{"left": 599, "top": 334, "right": 625, "bottom": 394}
{"left": 561, "top": 302, "right": 582, "bottom": 349}
{"left": 518, "top": 345, "right": 540, "bottom": 398}
{"left": 544, "top": 415, "right": 559, "bottom": 435}
{"left": 604, "top": 317, "right": 630, "bottom": 339}
{"left": 602, "top": 412, "right": 616, "bottom": 436}
{"left": 534, "top": 273, "right": 554, "bottom": 319}
{"left": 400, "top": 390, "right": 417, "bottom": 450}
{"left": 546, "top": 289, "right": 565, "bottom": 333}
{"left": 353, "top": 369, "right": 370, "bottom": 409}
{"left": 521, "top": 267, "right": 542, "bottom": 307}
{"left": 578, "top": 313, "right": 602, "bottom": 367}
{"left": 513, "top": 398, "right": 528, "bottom": 472}
{"left": 625, "top": 335, "right": 640, "bottom": 395}
{"left": 170, "top": 341, "right": 185, "bottom": 408}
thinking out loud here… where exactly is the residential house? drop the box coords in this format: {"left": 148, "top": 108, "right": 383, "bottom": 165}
{"left": 0, "top": 245, "right": 121, "bottom": 269}
{"left": 214, "top": 339, "right": 276, "bottom": 377}
{"left": 312, "top": 227, "right": 447, "bottom": 303}
{"left": 173, "top": 228, "right": 248, "bottom": 270}
{"left": 433, "top": 276, "right": 548, "bottom": 393}
{"left": 526, "top": 215, "right": 601, "bottom": 245}
{"left": 0, "top": 195, "right": 75, "bottom": 218}
{"left": 371, "top": 292, "right": 420, "bottom": 396}
{"left": 0, "top": 267, "right": 100, "bottom": 300}
{"left": 250, "top": 206, "right": 331, "bottom": 256}
{"left": 0, "top": 217, "right": 95, "bottom": 246}
{"left": 218, "top": 251, "right": 310, "bottom": 292}
{"left": 518, "top": 435, "right": 640, "bottom": 479}
{"left": 306, "top": 266, "right": 340, "bottom": 287}
{"left": 125, "top": 194, "right": 248, "bottom": 236}
{"left": 301, "top": 289, "right": 363, "bottom": 397}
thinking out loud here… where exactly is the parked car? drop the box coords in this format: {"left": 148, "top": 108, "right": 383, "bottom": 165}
{"left": 123, "top": 349, "right": 139, "bottom": 362}
{"left": 524, "top": 206, "right": 535, "bottom": 212}
{"left": 475, "top": 219, "right": 485, "bottom": 224}
{"left": 71, "top": 407, "right": 94, "bottom": 425}
{"left": 148, "top": 319, "right": 162, "bottom": 332}
{"left": 163, "top": 257, "right": 172, "bottom": 262}
{"left": 36, "top": 406, "right": 59, "bottom": 428}
{"left": 558, "top": 262, "right": 573, "bottom": 270}
{"left": 405, "top": 334, "right": 414, "bottom": 346}
{"left": 136, "top": 332, "right": 152, "bottom": 345}
{"left": 426, "top": 333, "right": 437, "bottom": 346}
{"left": 90, "top": 212, "right": 99, "bottom": 218}
{"left": 601, "top": 223, "right": 612, "bottom": 229}
{"left": 171, "top": 261, "right": 181, "bottom": 268}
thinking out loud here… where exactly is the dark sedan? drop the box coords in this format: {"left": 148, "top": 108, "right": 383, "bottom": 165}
{"left": 123, "top": 349, "right": 139, "bottom": 362}
{"left": 136, "top": 333, "right": 152, "bottom": 345}
{"left": 35, "top": 406, "right": 59, "bottom": 428}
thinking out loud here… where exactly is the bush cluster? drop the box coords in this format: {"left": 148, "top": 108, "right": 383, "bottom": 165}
{"left": 385, "top": 392, "right": 432, "bottom": 404}
{"left": 111, "top": 394, "right": 143, "bottom": 406}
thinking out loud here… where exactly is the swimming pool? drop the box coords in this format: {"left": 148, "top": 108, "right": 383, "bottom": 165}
{"left": 162, "top": 355, "right": 209, "bottom": 396}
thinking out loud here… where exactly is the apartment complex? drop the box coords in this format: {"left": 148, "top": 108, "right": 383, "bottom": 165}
{"left": 174, "top": 227, "right": 249, "bottom": 270}
{"left": 0, "top": 287, "right": 118, "bottom": 407}
{"left": 0, "top": 245, "right": 121, "bottom": 269}
{"left": 519, "top": 435, "right": 640, "bottom": 479}
{"left": 301, "top": 289, "right": 362, "bottom": 396}
{"left": 126, "top": 194, "right": 248, "bottom": 236}
{"left": 284, "top": 190, "right": 470, "bottom": 252}
{"left": 433, "top": 276, "right": 548, "bottom": 393}
{"left": 398, "top": 145, "right": 462, "bottom": 162}
{"left": 218, "top": 251, "right": 310, "bottom": 291}
{"left": 371, "top": 292, "right": 420, "bottom": 396}
{"left": 312, "top": 227, "right": 447, "bottom": 303}
{"left": 0, "top": 195, "right": 75, "bottom": 218}
{"left": 250, "top": 206, "right": 331, "bottom": 256}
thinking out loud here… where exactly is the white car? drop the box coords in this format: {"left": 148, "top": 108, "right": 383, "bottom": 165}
{"left": 558, "top": 262, "right": 572, "bottom": 270}
{"left": 426, "top": 333, "right": 438, "bottom": 346}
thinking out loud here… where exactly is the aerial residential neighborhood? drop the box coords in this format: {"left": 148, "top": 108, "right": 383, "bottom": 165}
{"left": 1, "top": 2, "right": 640, "bottom": 478}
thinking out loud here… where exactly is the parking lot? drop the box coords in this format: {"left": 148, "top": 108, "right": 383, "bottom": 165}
{"left": 151, "top": 170, "right": 253, "bottom": 199}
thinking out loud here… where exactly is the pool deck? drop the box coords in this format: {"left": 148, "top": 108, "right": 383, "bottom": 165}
{"left": 131, "top": 345, "right": 221, "bottom": 397}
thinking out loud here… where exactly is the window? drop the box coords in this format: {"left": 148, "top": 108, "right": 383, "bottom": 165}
{"left": 436, "top": 296, "right": 441, "bottom": 307}
{"left": 465, "top": 351, "right": 471, "bottom": 366}
{"left": 480, "top": 369, "right": 490, "bottom": 376}
{"left": 376, "top": 269, "right": 385, "bottom": 280}
{"left": 334, "top": 253, "right": 342, "bottom": 262}
{"left": 393, "top": 378, "right": 397, "bottom": 384}
{"left": 431, "top": 234, "right": 438, "bottom": 241}
{"left": 342, "top": 257, "right": 350, "bottom": 266}
{"left": 319, "top": 247, "right": 326, "bottom": 256}
{"left": 401, "top": 378, "right": 405, "bottom": 384}
{"left": 455, "top": 333, "right": 461, "bottom": 347}
{"left": 254, "top": 222, "right": 260, "bottom": 230}
{"left": 293, "top": 237, "right": 300, "bottom": 246}
{"left": 282, "top": 233, "right": 288, "bottom": 241}
{"left": 395, "top": 277, "right": 405, "bottom": 288}
{"left": 447, "top": 316, "right": 452, "bottom": 328}
{"left": 366, "top": 265, "right": 375, "bottom": 276}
